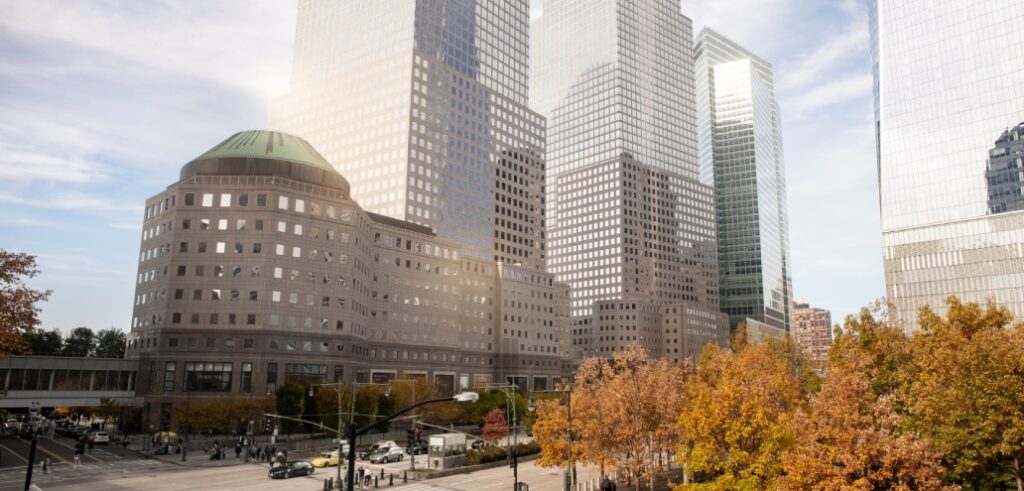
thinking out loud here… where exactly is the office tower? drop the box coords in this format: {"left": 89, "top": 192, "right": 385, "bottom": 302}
{"left": 532, "top": 0, "right": 727, "bottom": 361}
{"left": 986, "top": 122, "right": 1024, "bottom": 214}
{"left": 270, "top": 0, "right": 546, "bottom": 270}
{"left": 792, "top": 302, "right": 832, "bottom": 369}
{"left": 128, "top": 130, "right": 567, "bottom": 425}
{"left": 870, "top": 1, "right": 1024, "bottom": 329}
{"left": 694, "top": 28, "right": 794, "bottom": 333}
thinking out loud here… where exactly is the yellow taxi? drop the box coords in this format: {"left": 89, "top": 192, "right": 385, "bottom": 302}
{"left": 309, "top": 447, "right": 348, "bottom": 468}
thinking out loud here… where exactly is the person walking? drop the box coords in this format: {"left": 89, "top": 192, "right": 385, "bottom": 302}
{"left": 42, "top": 455, "right": 50, "bottom": 474}
{"left": 234, "top": 442, "right": 242, "bottom": 461}
{"left": 73, "top": 453, "right": 80, "bottom": 470}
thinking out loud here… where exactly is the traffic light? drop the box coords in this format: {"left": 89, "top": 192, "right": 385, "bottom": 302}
{"left": 264, "top": 419, "right": 271, "bottom": 434}
{"left": 406, "top": 428, "right": 415, "bottom": 444}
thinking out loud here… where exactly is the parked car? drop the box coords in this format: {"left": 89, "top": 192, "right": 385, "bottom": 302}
{"left": 91, "top": 431, "right": 111, "bottom": 443}
{"left": 368, "top": 446, "right": 404, "bottom": 464}
{"left": 269, "top": 461, "right": 315, "bottom": 479}
{"left": 359, "top": 440, "right": 397, "bottom": 460}
{"left": 406, "top": 441, "right": 428, "bottom": 455}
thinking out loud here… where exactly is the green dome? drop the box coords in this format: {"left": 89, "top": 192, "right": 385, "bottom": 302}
{"left": 191, "top": 130, "right": 335, "bottom": 172}
{"left": 182, "top": 130, "right": 350, "bottom": 195}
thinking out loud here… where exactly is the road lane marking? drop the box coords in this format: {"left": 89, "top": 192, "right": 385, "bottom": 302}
{"left": 0, "top": 442, "right": 29, "bottom": 463}
{"left": 39, "top": 437, "right": 102, "bottom": 462}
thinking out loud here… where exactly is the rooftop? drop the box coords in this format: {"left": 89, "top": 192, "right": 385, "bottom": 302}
{"left": 189, "top": 130, "right": 336, "bottom": 173}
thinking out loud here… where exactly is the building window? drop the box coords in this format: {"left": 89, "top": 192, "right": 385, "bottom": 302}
{"left": 184, "top": 193, "right": 195, "bottom": 206}
{"left": 266, "top": 363, "right": 278, "bottom": 393}
{"left": 256, "top": 194, "right": 267, "bottom": 207}
{"left": 201, "top": 193, "right": 213, "bottom": 207}
{"left": 184, "top": 362, "right": 232, "bottom": 392}
{"left": 238, "top": 194, "right": 249, "bottom": 207}
{"left": 220, "top": 193, "right": 231, "bottom": 207}
{"left": 243, "top": 338, "right": 253, "bottom": 349}
{"left": 240, "top": 363, "right": 253, "bottom": 392}
{"left": 168, "top": 337, "right": 178, "bottom": 347}
{"left": 163, "top": 362, "right": 176, "bottom": 392}
{"left": 284, "top": 363, "right": 326, "bottom": 385}
{"left": 225, "top": 338, "right": 235, "bottom": 348}
{"left": 171, "top": 313, "right": 181, "bottom": 324}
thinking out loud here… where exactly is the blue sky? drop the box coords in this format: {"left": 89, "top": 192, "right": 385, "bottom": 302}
{"left": 0, "top": 0, "right": 882, "bottom": 333}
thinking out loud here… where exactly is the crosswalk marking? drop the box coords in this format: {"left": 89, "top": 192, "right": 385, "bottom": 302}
{"left": 389, "top": 482, "right": 458, "bottom": 491}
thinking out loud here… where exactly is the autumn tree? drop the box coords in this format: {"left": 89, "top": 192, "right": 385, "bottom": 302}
{"left": 677, "top": 342, "right": 802, "bottom": 490}
{"left": 531, "top": 398, "right": 575, "bottom": 467}
{"left": 275, "top": 383, "right": 306, "bottom": 433}
{"left": 536, "top": 343, "right": 689, "bottom": 490}
{"left": 482, "top": 408, "right": 509, "bottom": 443}
{"left": 907, "top": 297, "right": 1024, "bottom": 490}
{"left": 0, "top": 250, "right": 51, "bottom": 356}
{"left": 778, "top": 346, "right": 952, "bottom": 490}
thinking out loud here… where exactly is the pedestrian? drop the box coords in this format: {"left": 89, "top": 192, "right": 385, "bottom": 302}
{"left": 42, "top": 455, "right": 50, "bottom": 474}
{"left": 73, "top": 453, "right": 80, "bottom": 470}
{"left": 234, "top": 442, "right": 242, "bottom": 461}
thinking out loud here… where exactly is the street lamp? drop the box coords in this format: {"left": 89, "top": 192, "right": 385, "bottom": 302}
{"left": 310, "top": 381, "right": 391, "bottom": 485}
{"left": 475, "top": 384, "right": 520, "bottom": 487}
{"left": 345, "top": 392, "right": 478, "bottom": 491}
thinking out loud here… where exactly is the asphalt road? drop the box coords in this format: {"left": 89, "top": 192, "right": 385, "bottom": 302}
{"left": 0, "top": 432, "right": 174, "bottom": 490}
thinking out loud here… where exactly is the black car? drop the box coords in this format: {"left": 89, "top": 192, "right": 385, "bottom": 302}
{"left": 269, "top": 461, "right": 315, "bottom": 479}
{"left": 407, "top": 441, "right": 428, "bottom": 455}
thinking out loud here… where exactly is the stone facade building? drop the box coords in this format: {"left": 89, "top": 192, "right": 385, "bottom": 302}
{"left": 128, "top": 131, "right": 567, "bottom": 427}
{"left": 792, "top": 302, "right": 832, "bottom": 368}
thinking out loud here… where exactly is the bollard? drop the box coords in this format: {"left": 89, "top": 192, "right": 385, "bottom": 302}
{"left": 389, "top": 474, "right": 393, "bottom": 486}
{"left": 324, "top": 479, "right": 329, "bottom": 491}
{"left": 403, "top": 471, "right": 407, "bottom": 483}
{"left": 380, "top": 468, "right": 384, "bottom": 479}
{"left": 374, "top": 475, "right": 379, "bottom": 488}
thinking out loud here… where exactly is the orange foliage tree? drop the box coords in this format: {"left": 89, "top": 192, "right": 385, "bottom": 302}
{"left": 0, "top": 250, "right": 51, "bottom": 357}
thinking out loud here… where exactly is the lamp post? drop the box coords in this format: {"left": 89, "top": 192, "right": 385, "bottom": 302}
{"left": 386, "top": 379, "right": 418, "bottom": 471}
{"left": 475, "top": 383, "right": 519, "bottom": 487}
{"left": 310, "top": 382, "right": 355, "bottom": 486}
{"left": 528, "top": 383, "right": 575, "bottom": 491}
{"left": 345, "top": 391, "right": 479, "bottom": 491}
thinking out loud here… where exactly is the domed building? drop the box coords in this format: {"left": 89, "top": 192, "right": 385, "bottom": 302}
{"left": 128, "top": 131, "right": 568, "bottom": 428}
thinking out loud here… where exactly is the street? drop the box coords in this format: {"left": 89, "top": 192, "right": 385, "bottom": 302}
{"left": 0, "top": 433, "right": 173, "bottom": 490}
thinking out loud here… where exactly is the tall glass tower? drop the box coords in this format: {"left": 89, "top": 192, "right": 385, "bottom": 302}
{"left": 870, "top": 0, "right": 1024, "bottom": 329}
{"left": 532, "top": 0, "right": 726, "bottom": 360}
{"left": 694, "top": 28, "right": 793, "bottom": 332}
{"left": 271, "top": 0, "right": 546, "bottom": 269}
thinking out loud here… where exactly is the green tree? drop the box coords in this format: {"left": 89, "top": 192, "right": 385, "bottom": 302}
{"left": 907, "top": 297, "right": 1024, "bottom": 489}
{"left": 93, "top": 328, "right": 126, "bottom": 358}
{"left": 0, "top": 250, "right": 51, "bottom": 356}
{"left": 275, "top": 383, "right": 305, "bottom": 433}
{"left": 62, "top": 327, "right": 96, "bottom": 357}
{"left": 24, "top": 328, "right": 63, "bottom": 355}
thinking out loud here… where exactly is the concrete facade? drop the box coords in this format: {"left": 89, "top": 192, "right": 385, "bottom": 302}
{"left": 128, "top": 131, "right": 567, "bottom": 426}
{"left": 792, "top": 302, "right": 832, "bottom": 368}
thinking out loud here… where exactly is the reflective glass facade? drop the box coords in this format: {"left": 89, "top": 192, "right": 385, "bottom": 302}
{"left": 986, "top": 123, "right": 1024, "bottom": 214}
{"left": 270, "top": 0, "right": 546, "bottom": 266}
{"left": 531, "top": 0, "right": 700, "bottom": 188}
{"left": 694, "top": 29, "right": 793, "bottom": 332}
{"left": 871, "top": 0, "right": 1024, "bottom": 328}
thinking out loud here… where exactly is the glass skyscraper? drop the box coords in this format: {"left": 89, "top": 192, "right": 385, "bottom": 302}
{"left": 532, "top": 0, "right": 727, "bottom": 360}
{"left": 870, "top": 0, "right": 1024, "bottom": 329}
{"left": 694, "top": 28, "right": 793, "bottom": 332}
{"left": 270, "top": 0, "right": 546, "bottom": 269}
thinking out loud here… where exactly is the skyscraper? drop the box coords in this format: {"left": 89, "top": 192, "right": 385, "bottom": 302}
{"left": 694, "top": 28, "right": 793, "bottom": 332}
{"left": 269, "top": 0, "right": 570, "bottom": 389}
{"left": 532, "top": 0, "right": 727, "bottom": 360}
{"left": 870, "top": 0, "right": 1024, "bottom": 329}
{"left": 985, "top": 122, "right": 1024, "bottom": 214}
{"left": 271, "top": 0, "right": 545, "bottom": 270}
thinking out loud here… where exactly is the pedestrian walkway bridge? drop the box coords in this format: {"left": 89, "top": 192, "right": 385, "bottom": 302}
{"left": 0, "top": 356, "right": 139, "bottom": 409}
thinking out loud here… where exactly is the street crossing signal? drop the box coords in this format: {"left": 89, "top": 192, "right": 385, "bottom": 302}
{"left": 264, "top": 419, "right": 271, "bottom": 434}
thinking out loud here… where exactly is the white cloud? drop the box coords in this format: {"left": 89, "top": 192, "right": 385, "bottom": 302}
{"left": 783, "top": 73, "right": 872, "bottom": 118}
{"left": 0, "top": 1, "right": 297, "bottom": 98}
{"left": 778, "top": 25, "right": 868, "bottom": 91}
{"left": 0, "top": 191, "right": 138, "bottom": 214}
